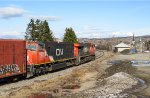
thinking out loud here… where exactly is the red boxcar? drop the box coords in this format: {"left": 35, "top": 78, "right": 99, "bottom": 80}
{"left": 0, "top": 39, "right": 26, "bottom": 79}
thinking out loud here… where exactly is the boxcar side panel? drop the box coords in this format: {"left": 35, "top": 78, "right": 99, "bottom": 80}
{"left": 0, "top": 40, "right": 26, "bottom": 79}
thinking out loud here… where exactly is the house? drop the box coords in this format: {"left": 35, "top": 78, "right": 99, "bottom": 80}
{"left": 114, "top": 42, "right": 131, "bottom": 52}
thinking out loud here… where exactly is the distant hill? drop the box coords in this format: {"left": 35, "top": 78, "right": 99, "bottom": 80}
{"left": 78, "top": 35, "right": 150, "bottom": 46}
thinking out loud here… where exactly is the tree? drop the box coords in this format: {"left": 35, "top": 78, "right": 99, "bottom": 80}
{"left": 40, "top": 20, "right": 54, "bottom": 42}
{"left": 25, "top": 19, "right": 54, "bottom": 42}
{"left": 145, "top": 40, "right": 150, "bottom": 50}
{"left": 25, "top": 19, "right": 36, "bottom": 41}
{"left": 63, "top": 27, "right": 78, "bottom": 43}
{"left": 35, "top": 19, "right": 41, "bottom": 41}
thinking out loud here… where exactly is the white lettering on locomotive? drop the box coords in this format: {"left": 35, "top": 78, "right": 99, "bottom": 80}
{"left": 56, "top": 48, "right": 63, "bottom": 56}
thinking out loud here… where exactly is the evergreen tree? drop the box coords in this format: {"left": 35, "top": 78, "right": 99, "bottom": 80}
{"left": 25, "top": 19, "right": 36, "bottom": 41}
{"left": 40, "top": 20, "right": 54, "bottom": 42}
{"left": 35, "top": 19, "right": 41, "bottom": 41}
{"left": 25, "top": 19, "right": 54, "bottom": 42}
{"left": 145, "top": 40, "right": 150, "bottom": 50}
{"left": 63, "top": 27, "right": 78, "bottom": 43}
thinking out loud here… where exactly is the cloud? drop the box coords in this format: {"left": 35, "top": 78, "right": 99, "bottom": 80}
{"left": 76, "top": 25, "right": 112, "bottom": 38}
{"left": 0, "top": 6, "right": 27, "bottom": 19}
{"left": 112, "top": 32, "right": 133, "bottom": 37}
{"left": 28, "top": 15, "right": 60, "bottom": 21}
{"left": 126, "top": 32, "right": 133, "bottom": 36}
{"left": 76, "top": 26, "right": 100, "bottom": 38}
{"left": 82, "top": 25, "right": 101, "bottom": 33}
{"left": 0, "top": 6, "right": 60, "bottom": 21}
{"left": 0, "top": 31, "right": 24, "bottom": 39}
{"left": 76, "top": 31, "right": 101, "bottom": 38}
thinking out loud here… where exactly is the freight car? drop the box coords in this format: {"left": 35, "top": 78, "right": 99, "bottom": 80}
{"left": 0, "top": 40, "right": 95, "bottom": 80}
{"left": 0, "top": 39, "right": 26, "bottom": 80}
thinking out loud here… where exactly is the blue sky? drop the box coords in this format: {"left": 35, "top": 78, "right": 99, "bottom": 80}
{"left": 0, "top": 0, "right": 150, "bottom": 39}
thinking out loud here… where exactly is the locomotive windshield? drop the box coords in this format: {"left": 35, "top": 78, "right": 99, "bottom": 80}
{"left": 26, "top": 45, "right": 36, "bottom": 51}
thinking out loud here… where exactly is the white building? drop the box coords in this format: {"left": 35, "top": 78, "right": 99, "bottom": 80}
{"left": 114, "top": 42, "right": 131, "bottom": 52}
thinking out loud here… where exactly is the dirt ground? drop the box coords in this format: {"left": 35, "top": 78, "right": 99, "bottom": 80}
{"left": 110, "top": 52, "right": 150, "bottom": 98}
{"left": 110, "top": 52, "right": 150, "bottom": 60}
{"left": 0, "top": 51, "right": 114, "bottom": 98}
{"left": 24, "top": 52, "right": 150, "bottom": 98}
{"left": 134, "top": 66, "right": 150, "bottom": 97}
{"left": 0, "top": 51, "right": 149, "bottom": 98}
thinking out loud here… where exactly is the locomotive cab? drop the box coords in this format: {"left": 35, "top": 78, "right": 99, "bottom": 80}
{"left": 26, "top": 42, "right": 53, "bottom": 77}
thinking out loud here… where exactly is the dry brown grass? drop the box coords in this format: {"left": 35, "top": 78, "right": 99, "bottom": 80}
{"left": 4, "top": 51, "right": 116, "bottom": 98}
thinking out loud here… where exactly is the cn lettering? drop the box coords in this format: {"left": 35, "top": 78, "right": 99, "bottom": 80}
{"left": 56, "top": 49, "right": 63, "bottom": 56}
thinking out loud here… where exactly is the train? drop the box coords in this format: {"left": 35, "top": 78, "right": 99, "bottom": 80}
{"left": 0, "top": 39, "right": 96, "bottom": 81}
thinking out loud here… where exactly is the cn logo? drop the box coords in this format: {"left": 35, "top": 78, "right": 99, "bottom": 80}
{"left": 56, "top": 49, "right": 63, "bottom": 56}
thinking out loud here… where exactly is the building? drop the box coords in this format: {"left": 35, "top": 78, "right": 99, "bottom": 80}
{"left": 114, "top": 42, "right": 131, "bottom": 52}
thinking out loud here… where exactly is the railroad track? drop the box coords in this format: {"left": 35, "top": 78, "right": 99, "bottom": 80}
{"left": 0, "top": 50, "right": 106, "bottom": 98}
{"left": 95, "top": 50, "right": 104, "bottom": 59}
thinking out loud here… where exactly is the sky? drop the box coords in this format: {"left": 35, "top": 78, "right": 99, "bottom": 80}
{"left": 0, "top": 0, "right": 150, "bottom": 39}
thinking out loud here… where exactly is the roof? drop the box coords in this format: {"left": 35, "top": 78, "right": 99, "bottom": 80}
{"left": 115, "top": 42, "right": 130, "bottom": 48}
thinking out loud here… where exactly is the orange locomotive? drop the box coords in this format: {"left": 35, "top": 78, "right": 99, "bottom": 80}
{"left": 0, "top": 40, "right": 96, "bottom": 80}
{"left": 26, "top": 42, "right": 95, "bottom": 77}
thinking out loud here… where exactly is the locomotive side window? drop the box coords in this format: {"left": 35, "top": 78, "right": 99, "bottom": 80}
{"left": 26, "top": 45, "right": 36, "bottom": 51}
{"left": 92, "top": 45, "right": 95, "bottom": 48}
{"left": 48, "top": 47, "right": 50, "bottom": 55}
{"left": 38, "top": 44, "right": 44, "bottom": 51}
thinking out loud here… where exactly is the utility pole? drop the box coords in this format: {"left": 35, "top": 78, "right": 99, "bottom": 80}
{"left": 140, "top": 37, "right": 143, "bottom": 53}
{"left": 132, "top": 33, "right": 135, "bottom": 47}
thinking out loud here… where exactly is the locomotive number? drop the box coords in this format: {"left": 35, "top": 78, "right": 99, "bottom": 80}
{"left": 0, "top": 64, "right": 20, "bottom": 75}
{"left": 56, "top": 48, "right": 63, "bottom": 56}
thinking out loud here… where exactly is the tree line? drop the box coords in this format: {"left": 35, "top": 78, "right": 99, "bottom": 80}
{"left": 145, "top": 40, "right": 150, "bottom": 50}
{"left": 25, "top": 19, "right": 78, "bottom": 43}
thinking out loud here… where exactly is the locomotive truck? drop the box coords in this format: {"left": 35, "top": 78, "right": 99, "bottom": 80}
{"left": 0, "top": 39, "right": 95, "bottom": 80}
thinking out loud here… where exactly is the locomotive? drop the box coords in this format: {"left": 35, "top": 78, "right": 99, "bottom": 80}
{"left": 0, "top": 39, "right": 95, "bottom": 80}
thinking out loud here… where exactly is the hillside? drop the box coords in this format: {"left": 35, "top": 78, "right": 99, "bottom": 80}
{"left": 79, "top": 35, "right": 150, "bottom": 46}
